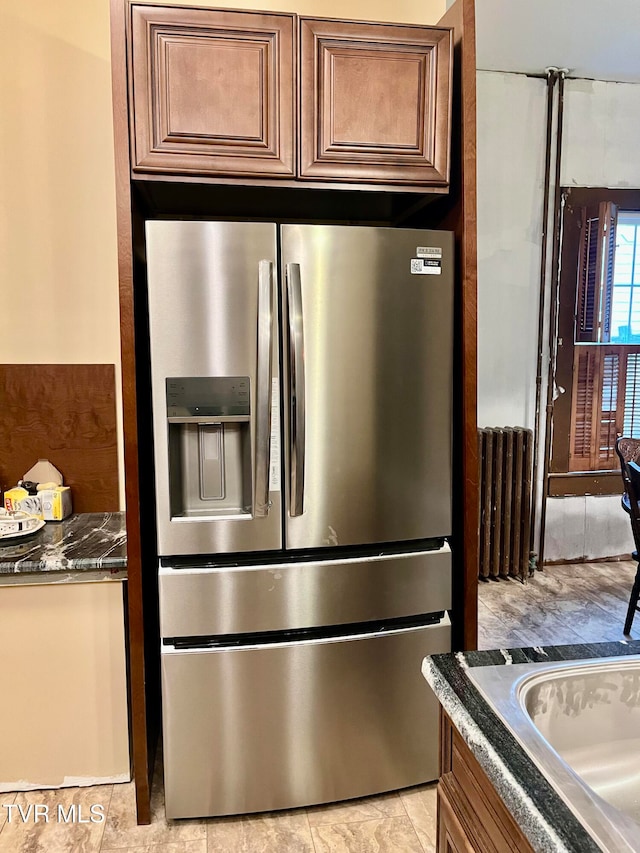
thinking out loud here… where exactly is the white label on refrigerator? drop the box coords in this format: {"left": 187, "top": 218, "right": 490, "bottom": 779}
{"left": 411, "top": 258, "right": 442, "bottom": 275}
{"left": 416, "top": 246, "right": 443, "bottom": 258}
{"left": 269, "top": 378, "right": 281, "bottom": 491}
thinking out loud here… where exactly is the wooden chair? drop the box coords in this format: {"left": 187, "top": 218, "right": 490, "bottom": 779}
{"left": 615, "top": 437, "right": 640, "bottom": 634}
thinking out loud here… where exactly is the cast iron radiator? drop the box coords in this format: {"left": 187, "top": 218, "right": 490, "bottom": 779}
{"left": 477, "top": 427, "right": 533, "bottom": 580}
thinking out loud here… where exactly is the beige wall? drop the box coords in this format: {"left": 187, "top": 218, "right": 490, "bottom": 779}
{"left": 0, "top": 0, "right": 124, "bottom": 504}
{"left": 0, "top": 581, "right": 130, "bottom": 790}
{"left": 0, "top": 0, "right": 445, "bottom": 510}
{"left": 0, "top": 1, "right": 117, "bottom": 367}
{"left": 0, "top": 1, "right": 118, "bottom": 364}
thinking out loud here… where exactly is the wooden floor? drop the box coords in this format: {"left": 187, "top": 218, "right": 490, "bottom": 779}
{"left": 478, "top": 559, "right": 640, "bottom": 649}
{"left": 2, "top": 560, "right": 636, "bottom": 852}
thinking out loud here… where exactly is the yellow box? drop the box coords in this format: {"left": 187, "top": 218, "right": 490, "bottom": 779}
{"left": 38, "top": 486, "right": 73, "bottom": 521}
{"left": 4, "top": 488, "right": 43, "bottom": 519}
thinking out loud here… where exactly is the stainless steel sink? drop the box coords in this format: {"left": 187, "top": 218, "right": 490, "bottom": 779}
{"left": 468, "top": 655, "right": 640, "bottom": 852}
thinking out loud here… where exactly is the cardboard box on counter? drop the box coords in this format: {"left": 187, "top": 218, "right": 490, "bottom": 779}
{"left": 3, "top": 460, "right": 73, "bottom": 521}
{"left": 3, "top": 486, "right": 72, "bottom": 521}
{"left": 38, "top": 486, "right": 73, "bottom": 521}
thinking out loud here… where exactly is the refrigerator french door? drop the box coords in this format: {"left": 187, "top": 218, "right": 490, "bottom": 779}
{"left": 146, "top": 221, "right": 454, "bottom": 818}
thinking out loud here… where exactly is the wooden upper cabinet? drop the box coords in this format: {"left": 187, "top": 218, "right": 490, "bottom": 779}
{"left": 299, "top": 18, "right": 452, "bottom": 186}
{"left": 126, "top": 4, "right": 452, "bottom": 189}
{"left": 129, "top": 5, "right": 295, "bottom": 177}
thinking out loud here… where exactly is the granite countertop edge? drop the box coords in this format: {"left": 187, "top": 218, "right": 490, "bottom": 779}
{"left": 0, "top": 554, "right": 127, "bottom": 573}
{"left": 0, "top": 512, "right": 127, "bottom": 579}
{"left": 422, "top": 656, "right": 568, "bottom": 853}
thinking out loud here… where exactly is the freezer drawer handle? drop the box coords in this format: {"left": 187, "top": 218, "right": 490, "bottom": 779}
{"left": 286, "top": 262, "right": 305, "bottom": 516}
{"left": 254, "top": 259, "right": 273, "bottom": 517}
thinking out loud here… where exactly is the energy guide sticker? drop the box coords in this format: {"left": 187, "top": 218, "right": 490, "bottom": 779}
{"left": 411, "top": 258, "right": 442, "bottom": 275}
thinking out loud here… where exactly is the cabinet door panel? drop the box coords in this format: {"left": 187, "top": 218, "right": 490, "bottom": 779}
{"left": 437, "top": 782, "right": 476, "bottom": 853}
{"left": 130, "top": 6, "right": 295, "bottom": 177}
{"left": 299, "top": 18, "right": 452, "bottom": 186}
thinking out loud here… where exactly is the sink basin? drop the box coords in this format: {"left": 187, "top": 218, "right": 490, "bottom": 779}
{"left": 468, "top": 655, "right": 640, "bottom": 852}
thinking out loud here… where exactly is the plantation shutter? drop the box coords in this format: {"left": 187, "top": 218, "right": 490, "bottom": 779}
{"left": 623, "top": 353, "right": 640, "bottom": 437}
{"left": 599, "top": 351, "right": 620, "bottom": 463}
{"left": 569, "top": 344, "right": 634, "bottom": 471}
{"left": 570, "top": 347, "right": 599, "bottom": 468}
{"left": 575, "top": 202, "right": 618, "bottom": 343}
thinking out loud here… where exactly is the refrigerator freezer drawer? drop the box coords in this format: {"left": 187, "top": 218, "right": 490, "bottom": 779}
{"left": 159, "top": 543, "right": 451, "bottom": 638}
{"left": 161, "top": 616, "right": 450, "bottom": 818}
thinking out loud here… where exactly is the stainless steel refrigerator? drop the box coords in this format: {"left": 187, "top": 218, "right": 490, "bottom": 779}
{"left": 146, "top": 220, "right": 454, "bottom": 819}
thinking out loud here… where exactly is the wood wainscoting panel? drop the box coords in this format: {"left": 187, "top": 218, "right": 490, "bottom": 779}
{"left": 0, "top": 364, "right": 118, "bottom": 512}
{"left": 299, "top": 17, "right": 452, "bottom": 186}
{"left": 130, "top": 5, "right": 295, "bottom": 178}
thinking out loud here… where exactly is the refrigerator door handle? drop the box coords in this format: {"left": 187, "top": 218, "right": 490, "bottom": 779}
{"left": 254, "top": 259, "right": 273, "bottom": 518}
{"left": 286, "top": 262, "right": 305, "bottom": 516}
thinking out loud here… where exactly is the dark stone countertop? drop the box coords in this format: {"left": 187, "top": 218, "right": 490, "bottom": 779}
{"left": 0, "top": 512, "right": 127, "bottom": 582}
{"left": 423, "top": 641, "right": 640, "bottom": 853}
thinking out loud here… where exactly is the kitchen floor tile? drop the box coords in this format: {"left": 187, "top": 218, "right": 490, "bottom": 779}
{"left": 306, "top": 791, "right": 404, "bottom": 827}
{"left": 0, "top": 786, "right": 111, "bottom": 853}
{"left": 311, "top": 815, "right": 423, "bottom": 853}
{"left": 102, "top": 842, "right": 206, "bottom": 853}
{"left": 101, "top": 778, "right": 206, "bottom": 850}
{"left": 0, "top": 794, "right": 16, "bottom": 835}
{"left": 399, "top": 784, "right": 437, "bottom": 852}
{"left": 206, "top": 809, "right": 314, "bottom": 853}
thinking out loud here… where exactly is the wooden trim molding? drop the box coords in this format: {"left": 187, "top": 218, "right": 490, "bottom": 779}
{"left": 548, "top": 471, "right": 623, "bottom": 497}
{"left": 111, "top": 0, "right": 153, "bottom": 825}
{"left": 437, "top": 0, "right": 478, "bottom": 652}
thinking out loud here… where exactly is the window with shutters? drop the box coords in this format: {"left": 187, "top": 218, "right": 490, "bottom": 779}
{"left": 552, "top": 188, "right": 640, "bottom": 494}
{"left": 609, "top": 213, "right": 640, "bottom": 344}
{"left": 575, "top": 202, "right": 617, "bottom": 343}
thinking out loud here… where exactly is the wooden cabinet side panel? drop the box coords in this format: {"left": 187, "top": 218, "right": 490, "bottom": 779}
{"left": 451, "top": 739, "right": 532, "bottom": 853}
{"left": 110, "top": 0, "right": 151, "bottom": 826}
{"left": 437, "top": 712, "right": 535, "bottom": 853}
{"left": 440, "top": 704, "right": 454, "bottom": 774}
{"left": 130, "top": 5, "right": 295, "bottom": 177}
{"left": 299, "top": 17, "right": 451, "bottom": 186}
{"left": 438, "top": 779, "right": 477, "bottom": 853}
{"left": 436, "top": 0, "right": 478, "bottom": 652}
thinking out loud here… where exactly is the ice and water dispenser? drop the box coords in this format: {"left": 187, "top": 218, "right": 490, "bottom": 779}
{"left": 166, "top": 377, "right": 253, "bottom": 519}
